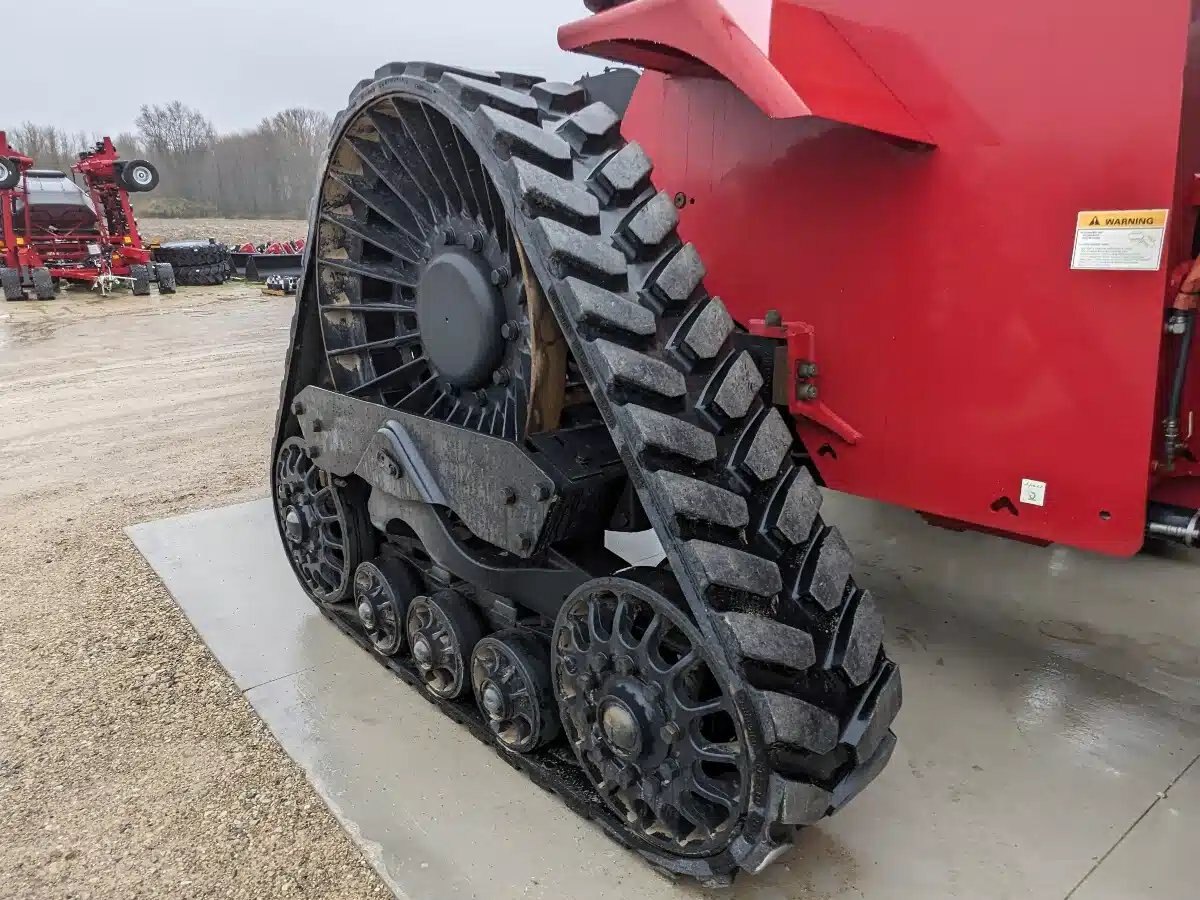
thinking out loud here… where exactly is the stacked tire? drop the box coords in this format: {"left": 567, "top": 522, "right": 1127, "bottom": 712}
{"left": 152, "top": 240, "right": 233, "bottom": 286}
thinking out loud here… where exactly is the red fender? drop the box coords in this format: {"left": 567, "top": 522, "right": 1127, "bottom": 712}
{"left": 559, "top": 0, "right": 934, "bottom": 144}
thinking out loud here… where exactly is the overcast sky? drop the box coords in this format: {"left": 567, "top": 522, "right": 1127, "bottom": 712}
{"left": 7, "top": 0, "right": 595, "bottom": 135}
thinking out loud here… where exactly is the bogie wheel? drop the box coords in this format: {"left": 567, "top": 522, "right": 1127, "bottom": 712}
{"left": 553, "top": 570, "right": 749, "bottom": 858}
{"left": 354, "top": 557, "right": 421, "bottom": 656}
{"left": 273, "top": 435, "right": 373, "bottom": 604}
{"left": 406, "top": 590, "right": 483, "bottom": 699}
{"left": 471, "top": 629, "right": 560, "bottom": 753}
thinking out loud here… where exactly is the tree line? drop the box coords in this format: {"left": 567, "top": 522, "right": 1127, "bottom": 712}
{"left": 5, "top": 101, "right": 331, "bottom": 219}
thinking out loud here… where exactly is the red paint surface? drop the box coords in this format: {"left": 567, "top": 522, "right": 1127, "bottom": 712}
{"left": 564, "top": 0, "right": 1200, "bottom": 555}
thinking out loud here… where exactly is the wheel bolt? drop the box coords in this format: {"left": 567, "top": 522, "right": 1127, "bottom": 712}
{"left": 500, "top": 320, "right": 521, "bottom": 340}
{"left": 492, "top": 367, "right": 510, "bottom": 385}
{"left": 502, "top": 487, "right": 516, "bottom": 505}
{"left": 519, "top": 532, "right": 533, "bottom": 551}
{"left": 442, "top": 228, "right": 457, "bottom": 245}
{"left": 311, "top": 419, "right": 323, "bottom": 433}
{"left": 490, "top": 266, "right": 511, "bottom": 286}
{"left": 764, "top": 309, "right": 782, "bottom": 327}
{"left": 468, "top": 231, "right": 486, "bottom": 251}
{"left": 660, "top": 721, "right": 681, "bottom": 743}
{"left": 291, "top": 400, "right": 305, "bottom": 416}
{"left": 475, "top": 389, "right": 489, "bottom": 405}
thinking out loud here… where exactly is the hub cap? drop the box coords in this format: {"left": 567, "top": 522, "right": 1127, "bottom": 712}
{"left": 417, "top": 248, "right": 505, "bottom": 388}
{"left": 553, "top": 577, "right": 748, "bottom": 854}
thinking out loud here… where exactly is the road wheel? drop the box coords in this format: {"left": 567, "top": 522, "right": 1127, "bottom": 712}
{"left": 120, "top": 159, "right": 159, "bottom": 192}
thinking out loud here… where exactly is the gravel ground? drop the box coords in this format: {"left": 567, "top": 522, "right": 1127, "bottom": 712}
{"left": 139, "top": 218, "right": 308, "bottom": 247}
{"left": 0, "top": 280, "right": 388, "bottom": 898}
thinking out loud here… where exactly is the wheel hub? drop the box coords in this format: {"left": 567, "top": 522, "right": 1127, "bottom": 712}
{"left": 411, "top": 634, "right": 434, "bottom": 666}
{"left": 416, "top": 247, "right": 505, "bottom": 389}
{"left": 553, "top": 578, "right": 750, "bottom": 855}
{"left": 283, "top": 505, "right": 307, "bottom": 543}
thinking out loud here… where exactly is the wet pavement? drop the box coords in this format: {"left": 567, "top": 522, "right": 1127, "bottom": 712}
{"left": 130, "top": 496, "right": 1200, "bottom": 899}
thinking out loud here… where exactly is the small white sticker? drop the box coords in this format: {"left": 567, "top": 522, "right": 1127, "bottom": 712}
{"left": 1071, "top": 209, "right": 1168, "bottom": 271}
{"left": 87, "top": 243, "right": 100, "bottom": 256}
{"left": 1020, "top": 478, "right": 1047, "bottom": 507}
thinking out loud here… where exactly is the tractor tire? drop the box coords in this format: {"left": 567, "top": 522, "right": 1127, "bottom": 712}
{"left": 0, "top": 267, "right": 23, "bottom": 300}
{"left": 31, "top": 267, "right": 56, "bottom": 300}
{"left": 0, "top": 157, "right": 19, "bottom": 190}
{"left": 154, "top": 240, "right": 232, "bottom": 271}
{"left": 129, "top": 264, "right": 151, "bottom": 296}
{"left": 174, "top": 262, "right": 227, "bottom": 286}
{"left": 119, "top": 159, "right": 159, "bottom": 192}
{"left": 154, "top": 262, "right": 177, "bottom": 294}
{"left": 274, "top": 64, "right": 900, "bottom": 884}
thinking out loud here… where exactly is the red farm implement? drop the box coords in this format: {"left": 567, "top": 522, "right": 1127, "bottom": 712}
{"left": 0, "top": 133, "right": 174, "bottom": 299}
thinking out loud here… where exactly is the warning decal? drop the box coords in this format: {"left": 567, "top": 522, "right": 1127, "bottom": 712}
{"left": 1071, "top": 209, "right": 1168, "bottom": 271}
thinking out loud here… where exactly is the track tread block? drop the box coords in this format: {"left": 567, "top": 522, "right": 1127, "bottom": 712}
{"left": 707, "top": 350, "right": 765, "bottom": 420}
{"left": 837, "top": 590, "right": 884, "bottom": 687}
{"left": 591, "top": 141, "right": 654, "bottom": 206}
{"left": 770, "top": 773, "right": 833, "bottom": 826}
{"left": 676, "top": 297, "right": 734, "bottom": 361}
{"left": 440, "top": 71, "right": 540, "bottom": 122}
{"left": 562, "top": 278, "right": 656, "bottom": 336}
{"left": 766, "top": 468, "right": 823, "bottom": 545}
{"left": 760, "top": 690, "right": 839, "bottom": 755}
{"left": 832, "top": 732, "right": 896, "bottom": 812}
{"left": 477, "top": 106, "right": 573, "bottom": 171}
{"left": 592, "top": 339, "right": 687, "bottom": 399}
{"left": 532, "top": 218, "right": 626, "bottom": 282}
{"left": 652, "top": 471, "right": 749, "bottom": 529}
{"left": 680, "top": 539, "right": 782, "bottom": 598}
{"left": 741, "top": 408, "right": 792, "bottom": 482}
{"left": 644, "top": 243, "right": 704, "bottom": 309}
{"left": 715, "top": 612, "right": 815, "bottom": 672}
{"left": 512, "top": 158, "right": 600, "bottom": 231}
{"left": 843, "top": 663, "right": 902, "bottom": 765}
{"left": 556, "top": 101, "right": 621, "bottom": 153}
{"left": 620, "top": 192, "right": 679, "bottom": 258}
{"left": 531, "top": 81, "right": 587, "bottom": 115}
{"left": 623, "top": 404, "right": 717, "bottom": 463}
{"left": 797, "top": 527, "right": 854, "bottom": 612}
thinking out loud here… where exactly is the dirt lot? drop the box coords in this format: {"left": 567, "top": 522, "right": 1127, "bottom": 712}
{"left": 139, "top": 218, "right": 308, "bottom": 247}
{"left": 0, "top": 271, "right": 387, "bottom": 897}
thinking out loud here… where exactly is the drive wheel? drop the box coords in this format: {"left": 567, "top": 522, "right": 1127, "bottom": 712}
{"left": 274, "top": 435, "right": 371, "bottom": 603}
{"left": 471, "top": 630, "right": 559, "bottom": 753}
{"left": 406, "top": 590, "right": 483, "bottom": 699}
{"left": 354, "top": 557, "right": 421, "bottom": 656}
{"left": 553, "top": 571, "right": 750, "bottom": 856}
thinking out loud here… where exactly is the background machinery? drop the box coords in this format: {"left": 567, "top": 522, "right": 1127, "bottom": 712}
{"left": 1, "top": 133, "right": 174, "bottom": 298}
{"left": 270, "top": 0, "right": 1200, "bottom": 884}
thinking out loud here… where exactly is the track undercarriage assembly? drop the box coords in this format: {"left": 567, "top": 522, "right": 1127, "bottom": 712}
{"left": 272, "top": 62, "right": 899, "bottom": 883}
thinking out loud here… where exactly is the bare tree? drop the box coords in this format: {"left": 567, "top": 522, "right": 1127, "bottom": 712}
{"left": 135, "top": 101, "right": 215, "bottom": 156}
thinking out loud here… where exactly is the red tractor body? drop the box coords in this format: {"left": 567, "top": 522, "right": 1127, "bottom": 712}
{"left": 563, "top": 0, "right": 1200, "bottom": 556}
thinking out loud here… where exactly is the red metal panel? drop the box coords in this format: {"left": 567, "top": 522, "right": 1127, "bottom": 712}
{"left": 559, "top": 0, "right": 933, "bottom": 143}
{"left": 569, "top": 0, "right": 1199, "bottom": 555}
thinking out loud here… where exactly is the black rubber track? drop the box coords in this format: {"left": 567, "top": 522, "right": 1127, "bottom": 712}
{"left": 290, "top": 62, "right": 901, "bottom": 882}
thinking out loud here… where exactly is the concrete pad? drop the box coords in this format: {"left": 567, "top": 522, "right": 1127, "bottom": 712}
{"left": 131, "top": 498, "right": 1200, "bottom": 899}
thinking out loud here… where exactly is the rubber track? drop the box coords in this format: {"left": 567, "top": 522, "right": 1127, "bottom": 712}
{"left": 312, "top": 62, "right": 901, "bottom": 881}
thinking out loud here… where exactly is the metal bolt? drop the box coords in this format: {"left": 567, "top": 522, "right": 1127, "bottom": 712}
{"left": 796, "top": 360, "right": 818, "bottom": 378}
{"left": 500, "top": 320, "right": 521, "bottom": 340}
{"left": 764, "top": 309, "right": 782, "bottom": 327}
{"left": 492, "top": 367, "right": 511, "bottom": 385}
{"left": 442, "top": 227, "right": 457, "bottom": 245}
{"left": 311, "top": 419, "right": 323, "bottom": 433}
{"left": 797, "top": 383, "right": 819, "bottom": 401}
{"left": 660, "top": 721, "right": 681, "bottom": 743}
{"left": 502, "top": 487, "right": 517, "bottom": 505}
{"left": 475, "top": 389, "right": 489, "bottom": 405}
{"left": 562, "top": 656, "right": 579, "bottom": 675}
{"left": 387, "top": 462, "right": 400, "bottom": 479}
{"left": 673, "top": 192, "right": 688, "bottom": 209}
{"left": 519, "top": 532, "right": 533, "bottom": 551}
{"left": 468, "top": 231, "right": 486, "bottom": 252}
{"left": 490, "top": 266, "right": 511, "bottom": 286}
{"left": 376, "top": 451, "right": 386, "bottom": 465}
{"left": 532, "top": 483, "right": 552, "bottom": 501}
{"left": 291, "top": 400, "right": 305, "bottom": 416}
